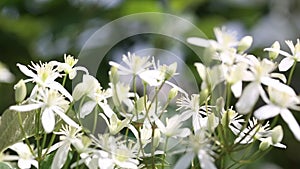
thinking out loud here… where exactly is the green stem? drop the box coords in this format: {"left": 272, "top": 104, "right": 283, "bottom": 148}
{"left": 92, "top": 105, "right": 98, "bottom": 134}
{"left": 162, "top": 137, "right": 169, "bottom": 169}
{"left": 226, "top": 83, "right": 232, "bottom": 109}
{"left": 287, "top": 61, "right": 297, "bottom": 85}
{"left": 35, "top": 110, "right": 42, "bottom": 167}
{"left": 62, "top": 75, "right": 67, "bottom": 87}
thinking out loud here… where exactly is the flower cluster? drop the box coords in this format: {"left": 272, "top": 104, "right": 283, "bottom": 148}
{"left": 1, "top": 28, "right": 300, "bottom": 169}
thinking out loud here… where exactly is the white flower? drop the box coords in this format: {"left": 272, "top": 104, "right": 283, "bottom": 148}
{"left": 111, "top": 144, "right": 139, "bottom": 169}
{"left": 264, "top": 39, "right": 300, "bottom": 71}
{"left": 109, "top": 52, "right": 152, "bottom": 76}
{"left": 16, "top": 61, "right": 72, "bottom": 101}
{"left": 100, "top": 113, "right": 130, "bottom": 135}
{"left": 8, "top": 142, "right": 38, "bottom": 169}
{"left": 73, "top": 74, "right": 113, "bottom": 118}
{"left": 189, "top": 130, "right": 217, "bottom": 169}
{"left": 51, "top": 125, "right": 83, "bottom": 169}
{"left": 110, "top": 82, "right": 134, "bottom": 112}
{"left": 235, "top": 55, "right": 286, "bottom": 114}
{"left": 0, "top": 61, "right": 14, "bottom": 83}
{"left": 194, "top": 63, "right": 224, "bottom": 91}
{"left": 10, "top": 88, "right": 80, "bottom": 133}
{"left": 177, "top": 94, "right": 217, "bottom": 133}
{"left": 254, "top": 83, "right": 300, "bottom": 141}
{"left": 155, "top": 114, "right": 191, "bottom": 138}
{"left": 52, "top": 54, "right": 89, "bottom": 79}
{"left": 139, "top": 62, "right": 177, "bottom": 87}
{"left": 221, "top": 108, "right": 244, "bottom": 135}
{"left": 234, "top": 118, "right": 286, "bottom": 149}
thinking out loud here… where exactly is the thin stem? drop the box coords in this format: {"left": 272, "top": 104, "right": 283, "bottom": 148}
{"left": 226, "top": 83, "right": 232, "bottom": 109}
{"left": 62, "top": 75, "right": 67, "bottom": 87}
{"left": 92, "top": 105, "right": 98, "bottom": 134}
{"left": 35, "top": 110, "right": 42, "bottom": 167}
{"left": 287, "top": 61, "right": 297, "bottom": 85}
{"left": 162, "top": 137, "right": 169, "bottom": 169}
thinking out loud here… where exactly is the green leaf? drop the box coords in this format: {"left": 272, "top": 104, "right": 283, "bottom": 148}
{"left": 0, "top": 109, "right": 36, "bottom": 152}
{"left": 0, "top": 162, "right": 13, "bottom": 169}
{"left": 40, "top": 152, "right": 55, "bottom": 169}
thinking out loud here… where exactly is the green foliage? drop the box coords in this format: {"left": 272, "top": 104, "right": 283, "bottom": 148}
{"left": 0, "top": 109, "right": 35, "bottom": 152}
{"left": 0, "top": 162, "right": 12, "bottom": 169}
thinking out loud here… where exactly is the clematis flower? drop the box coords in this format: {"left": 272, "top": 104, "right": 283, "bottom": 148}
{"left": 235, "top": 55, "right": 286, "bottom": 114}
{"left": 109, "top": 52, "right": 152, "bottom": 76}
{"left": 73, "top": 74, "right": 113, "bottom": 118}
{"left": 10, "top": 88, "right": 80, "bottom": 133}
{"left": 254, "top": 83, "right": 300, "bottom": 141}
{"left": 177, "top": 94, "right": 217, "bottom": 133}
{"left": 264, "top": 39, "right": 300, "bottom": 71}
{"left": 234, "top": 118, "right": 286, "bottom": 149}
{"left": 100, "top": 113, "right": 130, "bottom": 135}
{"left": 52, "top": 54, "right": 89, "bottom": 79}
{"left": 51, "top": 125, "right": 83, "bottom": 169}
{"left": 16, "top": 61, "right": 72, "bottom": 101}
{"left": 8, "top": 142, "right": 38, "bottom": 169}
{"left": 155, "top": 114, "right": 191, "bottom": 138}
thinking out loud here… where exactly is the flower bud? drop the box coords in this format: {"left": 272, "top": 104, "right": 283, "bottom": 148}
{"left": 168, "top": 87, "right": 178, "bottom": 101}
{"left": 207, "top": 113, "right": 218, "bottom": 133}
{"left": 259, "top": 140, "right": 270, "bottom": 151}
{"left": 164, "top": 62, "right": 177, "bottom": 80}
{"left": 271, "top": 125, "right": 283, "bottom": 144}
{"left": 238, "top": 36, "right": 253, "bottom": 53}
{"left": 153, "top": 128, "right": 161, "bottom": 149}
{"left": 221, "top": 109, "right": 235, "bottom": 126}
{"left": 14, "top": 79, "right": 26, "bottom": 103}
{"left": 269, "top": 41, "right": 280, "bottom": 60}
{"left": 109, "top": 66, "right": 119, "bottom": 84}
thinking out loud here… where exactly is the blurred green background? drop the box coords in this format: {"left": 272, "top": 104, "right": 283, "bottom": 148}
{"left": 1, "top": 0, "right": 300, "bottom": 168}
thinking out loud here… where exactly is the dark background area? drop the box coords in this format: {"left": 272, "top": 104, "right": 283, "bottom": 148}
{"left": 1, "top": 0, "right": 300, "bottom": 168}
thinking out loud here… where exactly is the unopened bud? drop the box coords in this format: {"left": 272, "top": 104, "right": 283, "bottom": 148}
{"left": 14, "top": 79, "right": 26, "bottom": 103}
{"left": 207, "top": 113, "right": 218, "bottom": 133}
{"left": 109, "top": 66, "right": 119, "bottom": 84}
{"left": 168, "top": 88, "right": 178, "bottom": 100}
{"left": 271, "top": 125, "right": 283, "bottom": 144}
{"left": 238, "top": 36, "right": 253, "bottom": 53}
{"left": 153, "top": 128, "right": 161, "bottom": 149}
{"left": 259, "top": 140, "right": 270, "bottom": 151}
{"left": 269, "top": 41, "right": 280, "bottom": 60}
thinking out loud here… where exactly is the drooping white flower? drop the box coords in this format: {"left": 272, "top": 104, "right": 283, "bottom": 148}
{"left": 234, "top": 118, "right": 286, "bottom": 149}
{"left": 51, "top": 125, "right": 83, "bottom": 169}
{"left": 52, "top": 54, "right": 89, "bottom": 79}
{"left": 155, "top": 114, "right": 191, "bottom": 138}
{"left": 73, "top": 74, "right": 113, "bottom": 118}
{"left": 100, "top": 113, "right": 130, "bottom": 135}
{"left": 0, "top": 61, "right": 15, "bottom": 83}
{"left": 177, "top": 94, "right": 217, "bottom": 133}
{"left": 235, "top": 55, "right": 286, "bottom": 114}
{"left": 8, "top": 142, "right": 38, "bottom": 169}
{"left": 109, "top": 52, "right": 152, "bottom": 76}
{"left": 16, "top": 61, "right": 72, "bottom": 101}
{"left": 264, "top": 39, "right": 300, "bottom": 71}
{"left": 10, "top": 88, "right": 80, "bottom": 133}
{"left": 254, "top": 83, "right": 300, "bottom": 141}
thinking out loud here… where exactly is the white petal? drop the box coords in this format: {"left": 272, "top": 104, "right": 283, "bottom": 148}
{"left": 254, "top": 105, "right": 281, "bottom": 120}
{"left": 235, "top": 82, "right": 259, "bottom": 114}
{"left": 72, "top": 83, "right": 86, "bottom": 101}
{"left": 9, "top": 103, "right": 43, "bottom": 112}
{"left": 42, "top": 108, "right": 56, "bottom": 133}
{"left": 231, "top": 81, "right": 242, "bottom": 98}
{"left": 53, "top": 107, "right": 80, "bottom": 129}
{"left": 17, "top": 63, "right": 36, "bottom": 78}
{"left": 98, "top": 102, "right": 114, "bottom": 118}
{"left": 18, "top": 158, "right": 32, "bottom": 169}
{"left": 270, "top": 73, "right": 287, "bottom": 83}
{"left": 177, "top": 128, "right": 191, "bottom": 137}
{"left": 139, "top": 70, "right": 162, "bottom": 86}
{"left": 80, "top": 101, "right": 97, "bottom": 118}
{"left": 278, "top": 58, "right": 294, "bottom": 72}
{"left": 51, "top": 142, "right": 70, "bottom": 169}
{"left": 187, "top": 37, "right": 210, "bottom": 47}
{"left": 263, "top": 48, "right": 292, "bottom": 58}
{"left": 48, "top": 81, "right": 73, "bottom": 102}
{"left": 280, "top": 109, "right": 300, "bottom": 141}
